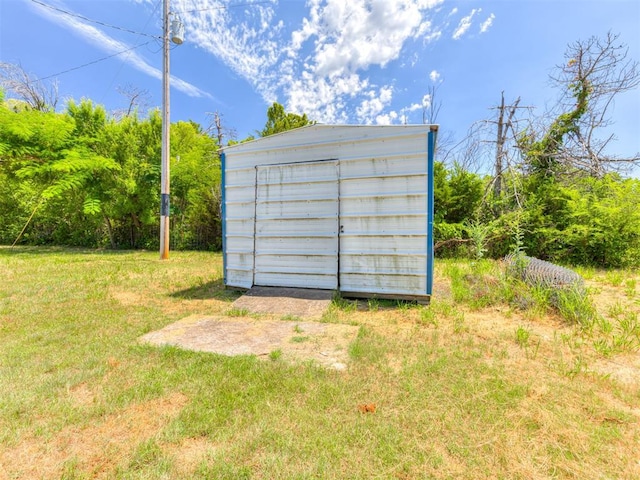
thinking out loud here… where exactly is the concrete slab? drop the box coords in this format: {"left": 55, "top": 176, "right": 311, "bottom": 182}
{"left": 231, "top": 286, "right": 334, "bottom": 319}
{"left": 139, "top": 315, "right": 358, "bottom": 370}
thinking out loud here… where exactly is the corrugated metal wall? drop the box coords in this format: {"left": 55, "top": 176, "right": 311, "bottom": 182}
{"left": 222, "top": 125, "right": 433, "bottom": 299}
{"left": 254, "top": 160, "right": 339, "bottom": 289}
{"left": 339, "top": 154, "right": 427, "bottom": 296}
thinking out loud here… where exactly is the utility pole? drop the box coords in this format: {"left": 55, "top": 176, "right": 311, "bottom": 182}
{"left": 159, "top": 0, "right": 170, "bottom": 259}
{"left": 159, "top": 1, "right": 183, "bottom": 259}
{"left": 493, "top": 92, "right": 521, "bottom": 199}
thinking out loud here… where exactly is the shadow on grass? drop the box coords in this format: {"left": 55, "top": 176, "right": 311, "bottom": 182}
{"left": 170, "top": 279, "right": 242, "bottom": 301}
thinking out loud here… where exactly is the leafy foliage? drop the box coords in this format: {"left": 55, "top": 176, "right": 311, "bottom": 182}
{"left": 260, "top": 102, "right": 313, "bottom": 137}
{"left": 0, "top": 97, "right": 221, "bottom": 250}
{"left": 0, "top": 64, "right": 638, "bottom": 267}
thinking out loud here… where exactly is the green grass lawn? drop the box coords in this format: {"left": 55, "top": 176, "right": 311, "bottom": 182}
{"left": 0, "top": 247, "right": 638, "bottom": 479}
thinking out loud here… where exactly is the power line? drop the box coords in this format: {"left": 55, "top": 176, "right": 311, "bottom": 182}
{"left": 31, "top": 42, "right": 152, "bottom": 83}
{"left": 99, "top": 0, "right": 163, "bottom": 104}
{"left": 29, "top": 0, "right": 161, "bottom": 38}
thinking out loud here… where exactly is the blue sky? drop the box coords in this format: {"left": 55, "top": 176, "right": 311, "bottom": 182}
{"left": 1, "top": 0, "right": 639, "bottom": 170}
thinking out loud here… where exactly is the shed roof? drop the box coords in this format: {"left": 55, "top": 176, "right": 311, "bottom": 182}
{"left": 221, "top": 123, "right": 439, "bottom": 154}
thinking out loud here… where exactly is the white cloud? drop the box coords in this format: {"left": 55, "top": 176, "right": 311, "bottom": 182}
{"left": 422, "top": 93, "right": 431, "bottom": 109}
{"left": 423, "top": 29, "right": 442, "bottom": 43}
{"left": 137, "top": 0, "right": 448, "bottom": 124}
{"left": 480, "top": 13, "right": 496, "bottom": 34}
{"left": 26, "top": 0, "right": 456, "bottom": 124}
{"left": 452, "top": 8, "right": 481, "bottom": 40}
{"left": 308, "top": 1, "right": 438, "bottom": 78}
{"left": 356, "top": 86, "right": 394, "bottom": 123}
{"left": 280, "top": 0, "right": 446, "bottom": 122}
{"left": 429, "top": 70, "right": 441, "bottom": 82}
{"left": 375, "top": 110, "right": 398, "bottom": 125}
{"left": 449, "top": 7, "right": 458, "bottom": 16}
{"left": 176, "top": 0, "right": 283, "bottom": 100}
{"left": 30, "top": 0, "right": 213, "bottom": 99}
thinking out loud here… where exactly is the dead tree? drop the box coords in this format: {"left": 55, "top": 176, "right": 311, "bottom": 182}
{"left": 0, "top": 62, "right": 58, "bottom": 111}
{"left": 493, "top": 92, "right": 521, "bottom": 197}
{"left": 206, "top": 110, "right": 236, "bottom": 147}
{"left": 115, "top": 84, "right": 151, "bottom": 118}
{"left": 529, "top": 32, "right": 640, "bottom": 176}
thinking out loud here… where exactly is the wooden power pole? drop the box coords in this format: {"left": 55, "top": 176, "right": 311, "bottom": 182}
{"left": 159, "top": 0, "right": 171, "bottom": 259}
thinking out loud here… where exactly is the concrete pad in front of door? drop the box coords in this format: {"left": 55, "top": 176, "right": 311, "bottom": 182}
{"left": 139, "top": 314, "right": 358, "bottom": 370}
{"left": 231, "top": 286, "right": 334, "bottom": 319}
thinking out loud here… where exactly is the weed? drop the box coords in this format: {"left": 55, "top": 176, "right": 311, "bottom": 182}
{"left": 396, "top": 299, "right": 419, "bottom": 311}
{"left": 514, "top": 326, "right": 540, "bottom": 358}
{"left": 320, "top": 305, "right": 340, "bottom": 323}
{"left": 619, "top": 311, "right": 640, "bottom": 336}
{"left": 281, "top": 314, "right": 302, "bottom": 322}
{"left": 419, "top": 307, "right": 438, "bottom": 327}
{"left": 596, "top": 316, "right": 614, "bottom": 335}
{"left": 268, "top": 349, "right": 282, "bottom": 361}
{"left": 614, "top": 312, "right": 640, "bottom": 352}
{"left": 559, "top": 355, "right": 587, "bottom": 379}
{"left": 331, "top": 293, "right": 358, "bottom": 312}
{"left": 573, "top": 265, "right": 596, "bottom": 280}
{"left": 293, "top": 324, "right": 304, "bottom": 334}
{"left": 226, "top": 307, "right": 249, "bottom": 317}
{"left": 624, "top": 278, "right": 637, "bottom": 298}
{"left": 291, "top": 336, "right": 309, "bottom": 343}
{"left": 124, "top": 438, "right": 172, "bottom": 475}
{"left": 467, "top": 221, "right": 491, "bottom": 260}
{"left": 430, "top": 299, "right": 456, "bottom": 318}
{"left": 452, "top": 310, "right": 467, "bottom": 334}
{"left": 594, "top": 310, "right": 640, "bottom": 355}
{"left": 348, "top": 327, "right": 386, "bottom": 363}
{"left": 605, "top": 271, "right": 624, "bottom": 287}
{"left": 444, "top": 264, "right": 470, "bottom": 303}
{"left": 593, "top": 339, "right": 613, "bottom": 357}
{"left": 367, "top": 298, "right": 379, "bottom": 311}
{"left": 607, "top": 302, "right": 625, "bottom": 319}
{"left": 526, "top": 340, "right": 541, "bottom": 360}
{"left": 194, "top": 460, "right": 251, "bottom": 480}
{"left": 555, "top": 287, "right": 599, "bottom": 329}
{"left": 515, "top": 326, "right": 531, "bottom": 347}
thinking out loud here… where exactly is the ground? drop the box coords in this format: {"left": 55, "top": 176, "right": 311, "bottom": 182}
{"left": 0, "top": 249, "right": 638, "bottom": 479}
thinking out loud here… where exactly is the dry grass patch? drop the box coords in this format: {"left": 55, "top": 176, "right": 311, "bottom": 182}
{"left": 163, "top": 436, "right": 218, "bottom": 475}
{"left": 0, "top": 393, "right": 187, "bottom": 479}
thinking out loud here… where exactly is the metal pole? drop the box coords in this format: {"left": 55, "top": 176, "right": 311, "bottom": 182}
{"left": 160, "top": 0, "right": 170, "bottom": 259}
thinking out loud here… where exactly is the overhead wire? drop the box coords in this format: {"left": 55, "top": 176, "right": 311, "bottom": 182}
{"left": 26, "top": 0, "right": 274, "bottom": 97}
{"left": 31, "top": 42, "right": 152, "bottom": 83}
{"left": 99, "top": 0, "right": 163, "bottom": 104}
{"left": 29, "top": 0, "right": 161, "bottom": 38}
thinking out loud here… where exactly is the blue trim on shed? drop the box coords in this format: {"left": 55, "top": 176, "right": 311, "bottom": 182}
{"left": 426, "top": 129, "right": 436, "bottom": 296}
{"left": 220, "top": 151, "right": 227, "bottom": 286}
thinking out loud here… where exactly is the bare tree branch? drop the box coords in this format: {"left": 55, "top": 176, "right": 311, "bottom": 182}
{"left": 533, "top": 31, "right": 640, "bottom": 176}
{"left": 0, "top": 62, "right": 58, "bottom": 111}
{"left": 115, "top": 84, "right": 151, "bottom": 118}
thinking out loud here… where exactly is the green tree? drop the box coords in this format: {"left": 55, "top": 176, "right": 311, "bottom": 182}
{"left": 171, "top": 120, "right": 221, "bottom": 249}
{"left": 0, "top": 100, "right": 118, "bottom": 245}
{"left": 95, "top": 110, "right": 162, "bottom": 248}
{"left": 260, "top": 102, "right": 313, "bottom": 137}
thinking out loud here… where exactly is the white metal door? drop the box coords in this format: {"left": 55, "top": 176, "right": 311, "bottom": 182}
{"left": 254, "top": 160, "right": 339, "bottom": 289}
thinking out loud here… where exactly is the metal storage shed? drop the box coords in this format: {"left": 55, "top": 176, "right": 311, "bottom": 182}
{"left": 220, "top": 124, "right": 438, "bottom": 302}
